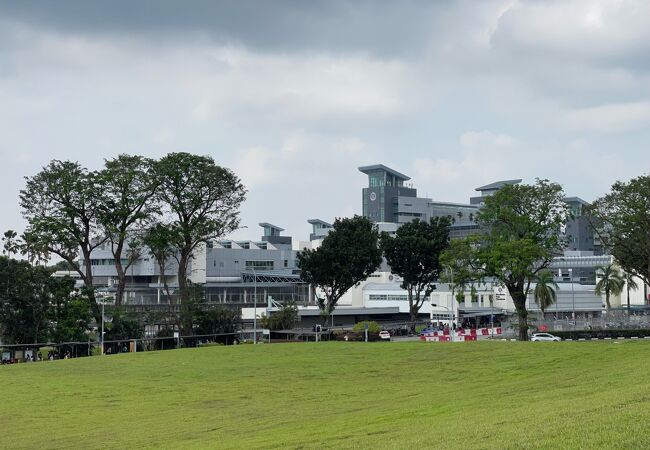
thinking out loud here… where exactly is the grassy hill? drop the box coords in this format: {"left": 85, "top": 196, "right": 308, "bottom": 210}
{"left": 2, "top": 341, "right": 650, "bottom": 449}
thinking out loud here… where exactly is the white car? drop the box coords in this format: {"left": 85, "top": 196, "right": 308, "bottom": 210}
{"left": 379, "top": 331, "right": 391, "bottom": 341}
{"left": 531, "top": 332, "right": 561, "bottom": 342}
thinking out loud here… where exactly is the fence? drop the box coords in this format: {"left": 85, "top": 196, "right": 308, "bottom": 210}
{"left": 498, "top": 310, "right": 650, "bottom": 338}
{"left": 0, "top": 331, "right": 249, "bottom": 365}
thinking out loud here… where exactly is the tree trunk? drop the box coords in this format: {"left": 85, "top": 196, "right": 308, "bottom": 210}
{"left": 81, "top": 248, "right": 101, "bottom": 325}
{"left": 408, "top": 290, "right": 416, "bottom": 332}
{"left": 605, "top": 290, "right": 611, "bottom": 310}
{"left": 508, "top": 287, "right": 529, "bottom": 341}
{"left": 177, "top": 250, "right": 190, "bottom": 305}
{"left": 115, "top": 267, "right": 126, "bottom": 307}
{"left": 113, "top": 240, "right": 125, "bottom": 307}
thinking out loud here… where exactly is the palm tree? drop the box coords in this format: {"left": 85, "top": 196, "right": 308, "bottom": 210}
{"left": 623, "top": 271, "right": 639, "bottom": 315}
{"left": 534, "top": 269, "right": 559, "bottom": 318}
{"left": 595, "top": 264, "right": 625, "bottom": 311}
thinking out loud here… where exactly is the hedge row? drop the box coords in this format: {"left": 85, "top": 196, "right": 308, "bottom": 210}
{"left": 551, "top": 329, "right": 650, "bottom": 340}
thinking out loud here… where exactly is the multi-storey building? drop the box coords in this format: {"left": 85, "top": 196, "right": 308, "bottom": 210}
{"left": 359, "top": 164, "right": 480, "bottom": 238}
{"left": 82, "top": 223, "right": 311, "bottom": 308}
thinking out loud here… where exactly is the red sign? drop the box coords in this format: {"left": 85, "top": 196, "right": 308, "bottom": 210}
{"left": 538, "top": 324, "right": 549, "bottom": 332}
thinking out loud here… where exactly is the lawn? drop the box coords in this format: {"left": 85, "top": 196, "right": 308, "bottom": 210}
{"left": 2, "top": 341, "right": 650, "bottom": 449}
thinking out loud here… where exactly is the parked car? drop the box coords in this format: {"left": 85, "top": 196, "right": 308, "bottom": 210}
{"left": 379, "top": 331, "right": 391, "bottom": 341}
{"left": 531, "top": 332, "right": 561, "bottom": 342}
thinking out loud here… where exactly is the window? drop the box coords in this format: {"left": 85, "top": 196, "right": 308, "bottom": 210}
{"left": 284, "top": 260, "right": 288, "bottom": 268}
{"left": 368, "top": 294, "right": 408, "bottom": 301}
{"left": 245, "top": 260, "right": 274, "bottom": 271}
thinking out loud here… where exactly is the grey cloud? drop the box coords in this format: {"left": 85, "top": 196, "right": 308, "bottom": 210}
{"left": 0, "top": 0, "right": 457, "bottom": 57}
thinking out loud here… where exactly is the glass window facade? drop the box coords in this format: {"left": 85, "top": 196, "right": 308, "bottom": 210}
{"left": 245, "top": 260, "right": 274, "bottom": 271}
{"left": 368, "top": 294, "right": 408, "bottom": 301}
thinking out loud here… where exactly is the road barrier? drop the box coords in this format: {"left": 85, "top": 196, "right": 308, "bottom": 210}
{"left": 420, "top": 327, "right": 502, "bottom": 342}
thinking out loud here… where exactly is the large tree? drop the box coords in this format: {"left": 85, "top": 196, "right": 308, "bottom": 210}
{"left": 19, "top": 160, "right": 106, "bottom": 322}
{"left": 475, "top": 179, "right": 570, "bottom": 341}
{"left": 153, "top": 153, "right": 246, "bottom": 321}
{"left": 97, "top": 154, "right": 158, "bottom": 306}
{"left": 297, "top": 216, "right": 382, "bottom": 322}
{"left": 589, "top": 175, "right": 650, "bottom": 287}
{"left": 381, "top": 217, "right": 451, "bottom": 330}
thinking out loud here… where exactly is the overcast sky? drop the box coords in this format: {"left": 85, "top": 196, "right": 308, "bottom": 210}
{"left": 1, "top": 0, "right": 649, "bottom": 242}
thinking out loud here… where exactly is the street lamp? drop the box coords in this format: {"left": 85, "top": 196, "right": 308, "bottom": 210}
{"left": 98, "top": 300, "right": 112, "bottom": 355}
{"left": 252, "top": 267, "right": 257, "bottom": 344}
{"left": 445, "top": 266, "right": 456, "bottom": 339}
{"left": 569, "top": 268, "right": 575, "bottom": 328}
{"left": 101, "top": 301, "right": 105, "bottom": 355}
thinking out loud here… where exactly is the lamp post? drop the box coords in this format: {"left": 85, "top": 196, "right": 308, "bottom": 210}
{"left": 101, "top": 301, "right": 105, "bottom": 355}
{"left": 569, "top": 268, "right": 575, "bottom": 328}
{"left": 252, "top": 267, "right": 257, "bottom": 344}
{"left": 445, "top": 266, "right": 456, "bottom": 342}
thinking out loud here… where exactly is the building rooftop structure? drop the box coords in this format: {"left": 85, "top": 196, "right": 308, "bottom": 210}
{"left": 307, "top": 219, "right": 333, "bottom": 241}
{"left": 475, "top": 179, "right": 522, "bottom": 192}
{"left": 258, "top": 222, "right": 291, "bottom": 246}
{"left": 358, "top": 164, "right": 410, "bottom": 182}
{"left": 259, "top": 222, "right": 285, "bottom": 236}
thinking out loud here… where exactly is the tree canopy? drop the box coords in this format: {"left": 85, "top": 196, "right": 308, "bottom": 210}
{"left": 381, "top": 217, "right": 450, "bottom": 329}
{"left": 589, "top": 175, "right": 650, "bottom": 286}
{"left": 98, "top": 154, "right": 159, "bottom": 306}
{"left": 0, "top": 256, "right": 89, "bottom": 346}
{"left": 154, "top": 153, "right": 246, "bottom": 330}
{"left": 297, "top": 216, "right": 382, "bottom": 321}
{"left": 442, "top": 180, "right": 570, "bottom": 340}
{"left": 19, "top": 160, "right": 106, "bottom": 321}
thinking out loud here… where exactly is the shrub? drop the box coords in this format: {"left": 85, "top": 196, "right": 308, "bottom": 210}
{"left": 352, "top": 321, "right": 381, "bottom": 334}
{"left": 260, "top": 302, "right": 299, "bottom": 331}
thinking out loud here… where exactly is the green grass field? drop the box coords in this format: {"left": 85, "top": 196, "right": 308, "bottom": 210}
{"left": 2, "top": 341, "right": 650, "bottom": 449}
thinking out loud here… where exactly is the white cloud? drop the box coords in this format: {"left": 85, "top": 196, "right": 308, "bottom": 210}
{"left": 229, "top": 131, "right": 373, "bottom": 240}
{"left": 492, "top": 0, "right": 650, "bottom": 63}
{"left": 460, "top": 130, "right": 516, "bottom": 148}
{"left": 563, "top": 101, "right": 650, "bottom": 132}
